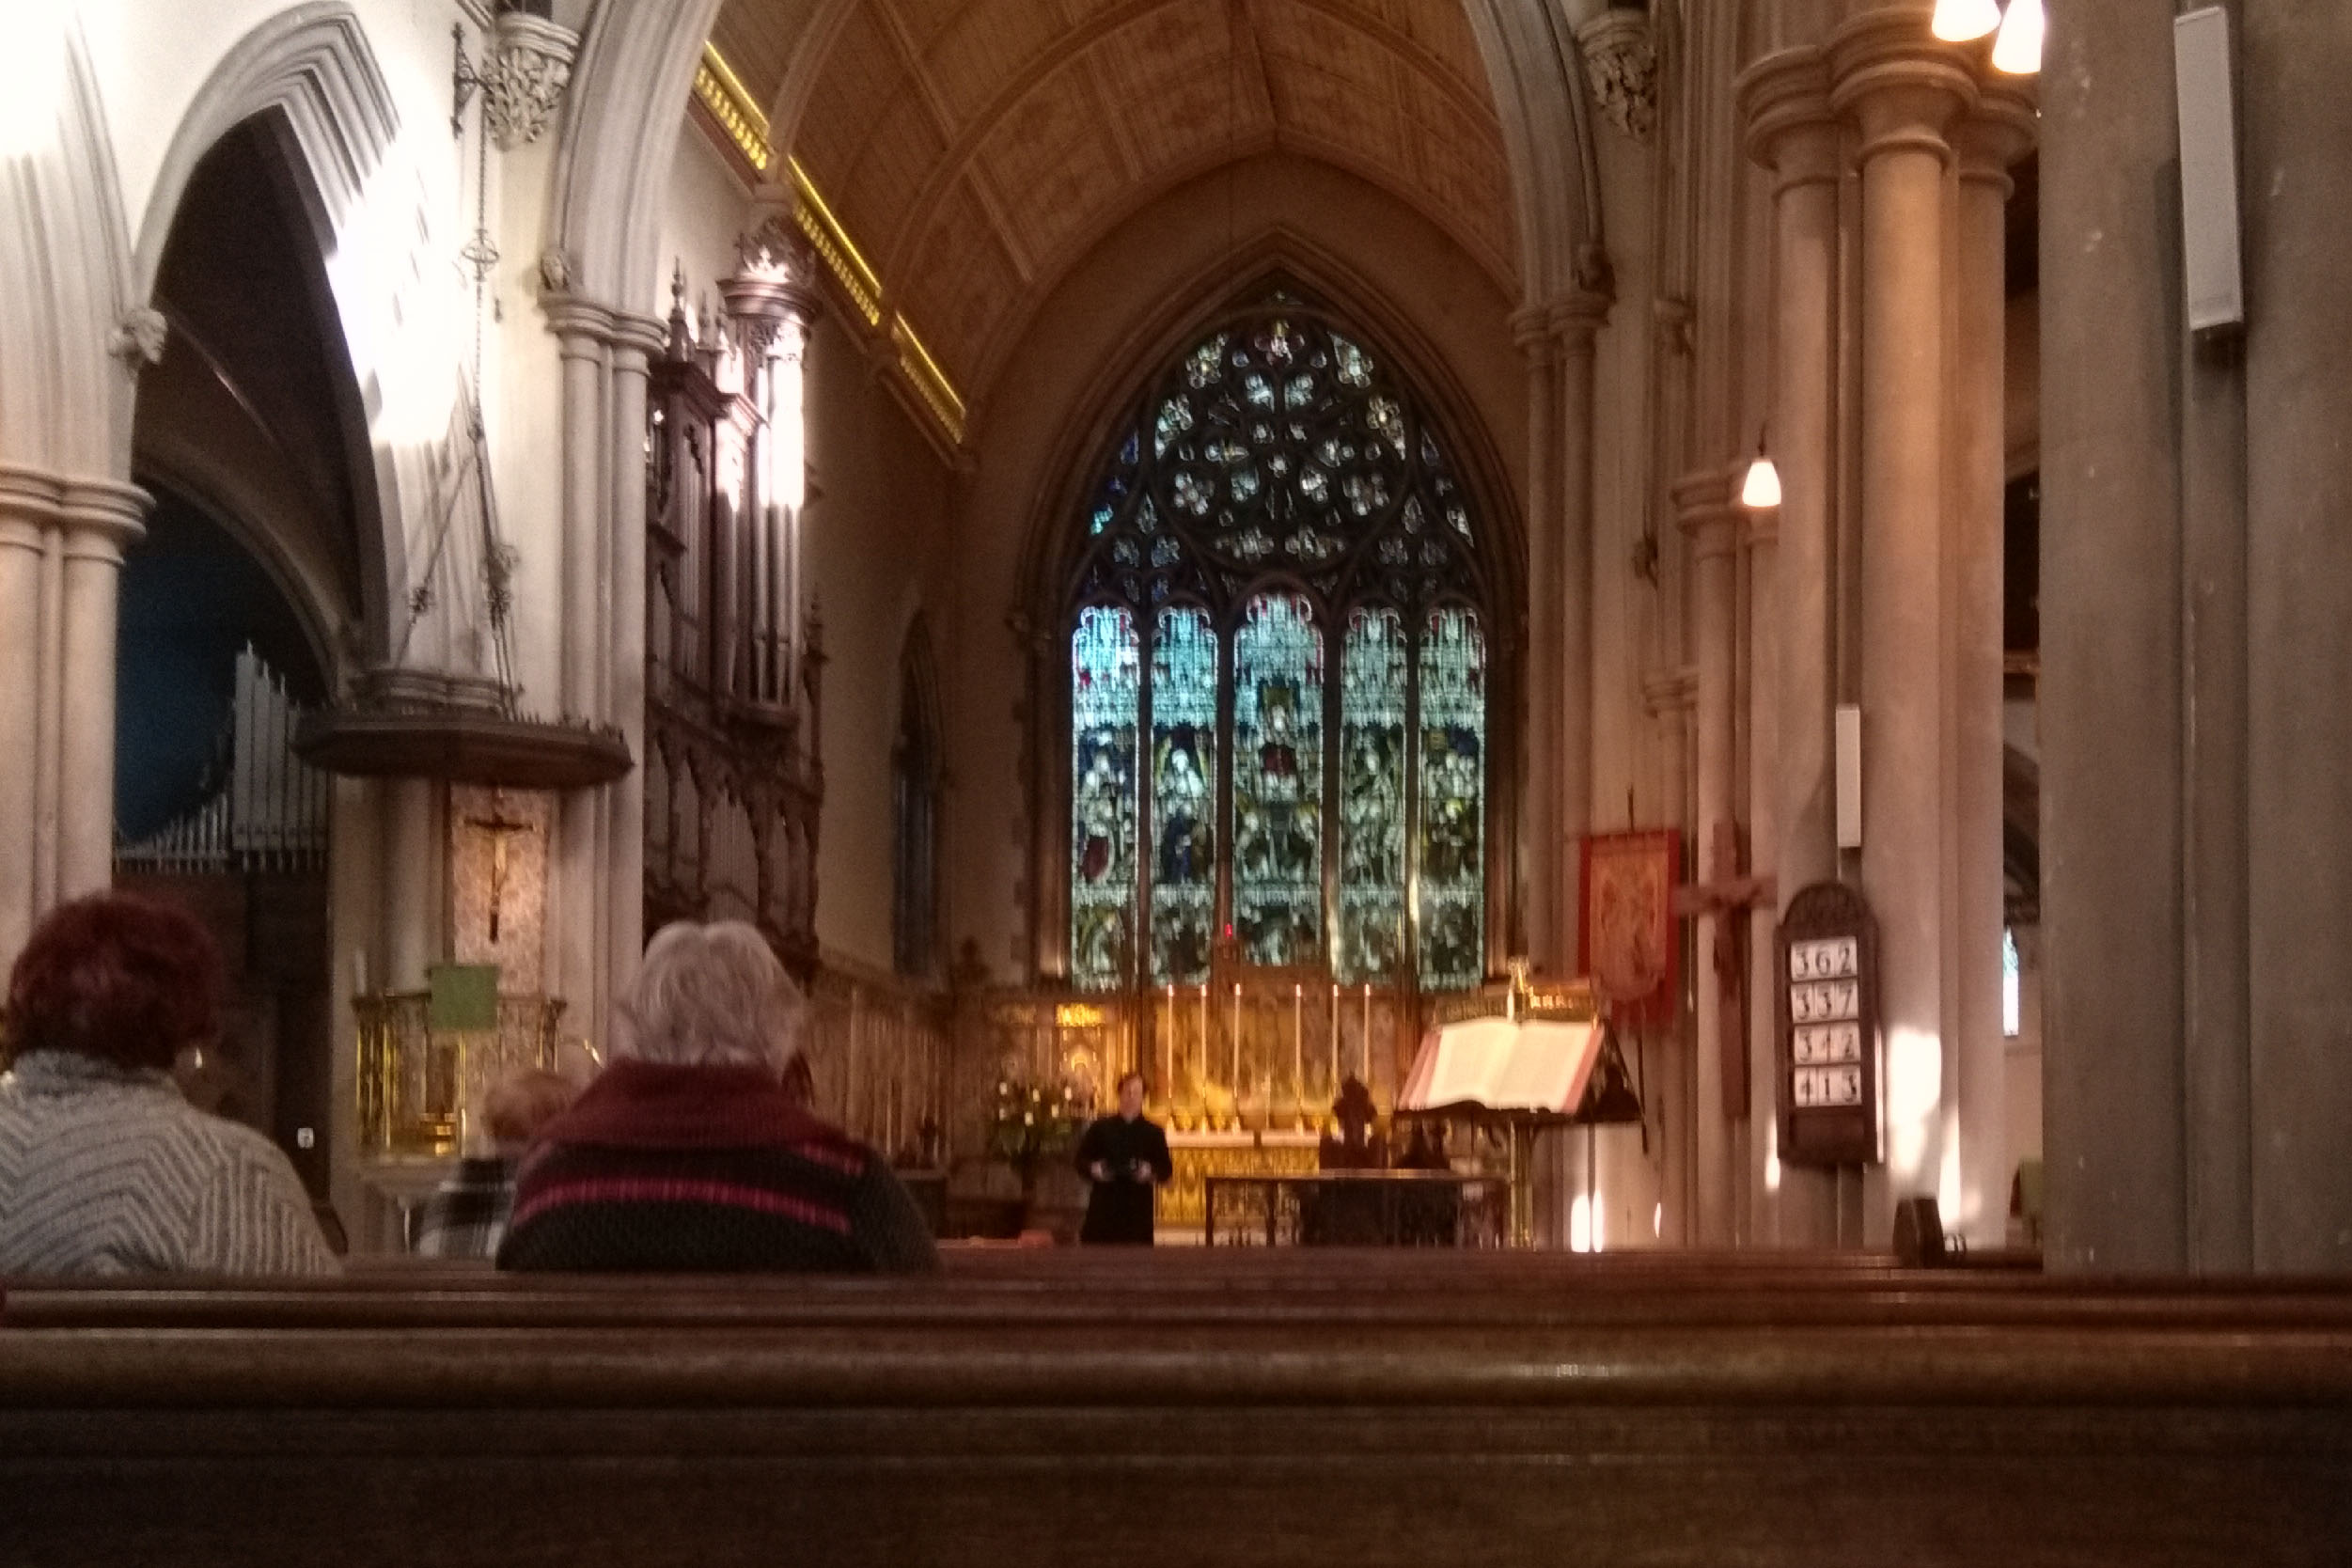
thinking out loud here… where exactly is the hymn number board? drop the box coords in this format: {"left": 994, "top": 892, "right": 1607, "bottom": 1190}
{"left": 1775, "top": 881, "right": 1880, "bottom": 1167}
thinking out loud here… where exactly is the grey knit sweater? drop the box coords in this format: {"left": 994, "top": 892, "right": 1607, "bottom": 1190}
{"left": 0, "top": 1051, "right": 338, "bottom": 1278}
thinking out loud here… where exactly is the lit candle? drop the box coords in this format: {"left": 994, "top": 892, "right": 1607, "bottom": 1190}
{"left": 1361, "top": 984, "right": 1373, "bottom": 1084}
{"left": 1198, "top": 984, "right": 1209, "bottom": 1098}
{"left": 1329, "top": 982, "right": 1341, "bottom": 1094}
{"left": 1231, "top": 983, "right": 1244, "bottom": 1097}
{"left": 1292, "top": 982, "right": 1304, "bottom": 1118}
{"left": 1164, "top": 983, "right": 1175, "bottom": 1104}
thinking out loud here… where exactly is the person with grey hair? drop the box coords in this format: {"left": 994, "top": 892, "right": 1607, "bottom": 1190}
{"left": 497, "top": 920, "right": 938, "bottom": 1273}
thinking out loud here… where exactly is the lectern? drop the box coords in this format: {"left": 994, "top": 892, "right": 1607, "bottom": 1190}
{"left": 1397, "top": 972, "right": 1638, "bottom": 1247}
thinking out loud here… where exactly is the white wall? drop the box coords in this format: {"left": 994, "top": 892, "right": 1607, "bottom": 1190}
{"left": 802, "top": 313, "right": 957, "bottom": 972}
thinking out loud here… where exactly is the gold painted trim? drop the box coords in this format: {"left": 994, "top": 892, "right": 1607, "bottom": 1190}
{"left": 697, "top": 41, "right": 966, "bottom": 447}
{"left": 891, "top": 315, "right": 967, "bottom": 441}
{"left": 694, "top": 46, "right": 773, "bottom": 173}
{"left": 788, "top": 160, "right": 884, "bottom": 327}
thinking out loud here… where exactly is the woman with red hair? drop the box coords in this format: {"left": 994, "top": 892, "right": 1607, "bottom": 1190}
{"left": 0, "top": 893, "right": 337, "bottom": 1276}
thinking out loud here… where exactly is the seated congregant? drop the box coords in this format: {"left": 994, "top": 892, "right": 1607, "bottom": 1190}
{"left": 497, "top": 919, "right": 939, "bottom": 1273}
{"left": 0, "top": 893, "right": 338, "bottom": 1277}
{"left": 412, "top": 1068, "right": 580, "bottom": 1260}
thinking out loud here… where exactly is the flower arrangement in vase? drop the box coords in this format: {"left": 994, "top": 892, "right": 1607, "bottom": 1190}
{"left": 987, "top": 1077, "right": 1082, "bottom": 1201}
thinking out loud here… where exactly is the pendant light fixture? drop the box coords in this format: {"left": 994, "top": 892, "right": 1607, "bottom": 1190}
{"left": 1930, "top": 0, "right": 2042, "bottom": 72}
{"left": 1991, "top": 0, "right": 2045, "bottom": 75}
{"left": 1739, "top": 431, "right": 1781, "bottom": 510}
{"left": 1930, "top": 0, "right": 2000, "bottom": 41}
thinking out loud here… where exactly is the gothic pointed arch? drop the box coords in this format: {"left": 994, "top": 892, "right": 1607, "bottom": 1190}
{"left": 0, "top": 14, "right": 140, "bottom": 482}
{"left": 1042, "top": 281, "right": 1513, "bottom": 995}
{"left": 132, "top": 4, "right": 416, "bottom": 662}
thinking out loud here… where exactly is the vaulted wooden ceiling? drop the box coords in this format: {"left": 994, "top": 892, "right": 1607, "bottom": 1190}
{"left": 709, "top": 0, "right": 1516, "bottom": 401}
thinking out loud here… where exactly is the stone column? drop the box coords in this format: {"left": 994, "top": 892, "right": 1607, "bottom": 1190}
{"left": 2038, "top": 0, "right": 2187, "bottom": 1272}
{"left": 1951, "top": 86, "right": 2035, "bottom": 1247}
{"left": 1676, "top": 468, "right": 1738, "bottom": 1246}
{"left": 1642, "top": 666, "right": 1697, "bottom": 1243}
{"left": 1830, "top": 13, "right": 1974, "bottom": 1236}
{"left": 605, "top": 316, "right": 664, "bottom": 1010}
{"left": 1513, "top": 309, "right": 1561, "bottom": 971}
{"left": 2241, "top": 0, "right": 2352, "bottom": 1272}
{"left": 0, "top": 488, "right": 46, "bottom": 967}
{"left": 1553, "top": 294, "right": 1611, "bottom": 966}
{"left": 545, "top": 299, "right": 612, "bottom": 1024}
{"left": 1743, "top": 46, "right": 1844, "bottom": 1246}
{"left": 55, "top": 498, "right": 144, "bottom": 898}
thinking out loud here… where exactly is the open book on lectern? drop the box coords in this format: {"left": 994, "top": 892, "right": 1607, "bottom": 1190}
{"left": 1397, "top": 1015, "right": 1607, "bottom": 1115}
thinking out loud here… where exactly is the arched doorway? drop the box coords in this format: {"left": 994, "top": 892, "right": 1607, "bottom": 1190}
{"left": 118, "top": 114, "right": 375, "bottom": 1201}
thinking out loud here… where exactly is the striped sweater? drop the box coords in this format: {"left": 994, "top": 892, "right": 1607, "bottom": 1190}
{"left": 0, "top": 1051, "right": 338, "bottom": 1278}
{"left": 495, "top": 1058, "right": 939, "bottom": 1274}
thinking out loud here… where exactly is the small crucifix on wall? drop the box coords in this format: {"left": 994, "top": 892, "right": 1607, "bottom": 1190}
{"left": 1670, "top": 821, "right": 1776, "bottom": 1119}
{"left": 465, "top": 791, "right": 535, "bottom": 944}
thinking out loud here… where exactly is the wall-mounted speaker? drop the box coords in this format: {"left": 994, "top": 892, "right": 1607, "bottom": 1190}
{"left": 2174, "top": 8, "right": 2245, "bottom": 336}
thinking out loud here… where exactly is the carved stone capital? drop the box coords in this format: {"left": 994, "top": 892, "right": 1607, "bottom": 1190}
{"left": 1671, "top": 467, "right": 1740, "bottom": 559}
{"left": 108, "top": 306, "right": 168, "bottom": 371}
{"left": 483, "top": 10, "right": 579, "bottom": 151}
{"left": 1828, "top": 8, "right": 1977, "bottom": 161}
{"left": 1576, "top": 8, "right": 1658, "bottom": 144}
{"left": 1738, "top": 48, "right": 1841, "bottom": 187}
{"left": 1954, "top": 77, "right": 2038, "bottom": 189}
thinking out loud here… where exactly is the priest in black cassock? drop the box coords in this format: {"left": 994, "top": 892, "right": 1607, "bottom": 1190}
{"left": 1074, "top": 1072, "right": 1173, "bottom": 1245}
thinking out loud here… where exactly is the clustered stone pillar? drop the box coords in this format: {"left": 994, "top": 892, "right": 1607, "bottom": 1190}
{"left": 0, "top": 468, "right": 147, "bottom": 971}
{"left": 1513, "top": 309, "right": 1561, "bottom": 972}
{"left": 539, "top": 290, "right": 666, "bottom": 1054}
{"left": 1952, "top": 85, "right": 2035, "bottom": 1243}
{"left": 1732, "top": 8, "right": 2029, "bottom": 1247}
{"left": 1834, "top": 16, "right": 1973, "bottom": 1235}
{"left": 1742, "top": 49, "right": 1842, "bottom": 1246}
{"left": 1551, "top": 294, "right": 1609, "bottom": 973}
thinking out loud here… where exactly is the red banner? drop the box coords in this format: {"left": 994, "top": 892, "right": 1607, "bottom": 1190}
{"left": 1577, "top": 829, "right": 1681, "bottom": 1028}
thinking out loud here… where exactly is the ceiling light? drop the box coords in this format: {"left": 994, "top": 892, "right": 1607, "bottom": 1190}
{"left": 1992, "top": 0, "right": 2045, "bottom": 74}
{"left": 1931, "top": 0, "right": 2001, "bottom": 41}
{"left": 1740, "top": 432, "right": 1781, "bottom": 510}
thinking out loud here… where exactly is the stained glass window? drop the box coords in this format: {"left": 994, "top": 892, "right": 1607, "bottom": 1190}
{"left": 1338, "top": 607, "right": 1407, "bottom": 982}
{"left": 1149, "top": 606, "right": 1218, "bottom": 985}
{"left": 1416, "top": 606, "right": 1485, "bottom": 989}
{"left": 1063, "top": 294, "right": 1494, "bottom": 992}
{"left": 1232, "top": 593, "right": 1323, "bottom": 965}
{"left": 1070, "top": 604, "right": 1140, "bottom": 989}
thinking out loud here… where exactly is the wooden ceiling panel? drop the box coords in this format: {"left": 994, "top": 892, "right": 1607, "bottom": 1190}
{"left": 719, "top": 0, "right": 1519, "bottom": 402}
{"left": 921, "top": 0, "right": 1075, "bottom": 124}
{"left": 709, "top": 0, "right": 793, "bottom": 117}
{"left": 795, "top": 6, "right": 916, "bottom": 187}
{"left": 974, "top": 63, "right": 1131, "bottom": 266}
{"left": 1273, "top": 55, "right": 1409, "bottom": 170}
{"left": 897, "top": 180, "right": 1026, "bottom": 375}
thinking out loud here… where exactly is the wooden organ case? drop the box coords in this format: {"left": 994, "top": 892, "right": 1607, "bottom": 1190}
{"left": 641, "top": 234, "right": 825, "bottom": 976}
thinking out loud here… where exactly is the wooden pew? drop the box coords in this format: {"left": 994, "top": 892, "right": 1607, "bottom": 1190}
{"left": 3, "top": 1253, "right": 2348, "bottom": 1566}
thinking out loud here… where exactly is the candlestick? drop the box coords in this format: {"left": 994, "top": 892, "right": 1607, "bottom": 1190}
{"left": 1163, "top": 983, "right": 1175, "bottom": 1105}
{"left": 1361, "top": 983, "right": 1373, "bottom": 1085}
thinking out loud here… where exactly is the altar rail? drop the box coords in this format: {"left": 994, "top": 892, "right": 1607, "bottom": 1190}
{"left": 2, "top": 1257, "right": 2348, "bottom": 1565}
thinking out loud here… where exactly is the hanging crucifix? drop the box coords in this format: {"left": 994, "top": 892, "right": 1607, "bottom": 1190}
{"left": 465, "top": 791, "right": 534, "bottom": 944}
{"left": 1670, "top": 821, "right": 1776, "bottom": 1119}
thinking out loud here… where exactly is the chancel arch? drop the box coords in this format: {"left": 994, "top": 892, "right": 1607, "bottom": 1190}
{"left": 1036, "top": 284, "right": 1520, "bottom": 1005}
